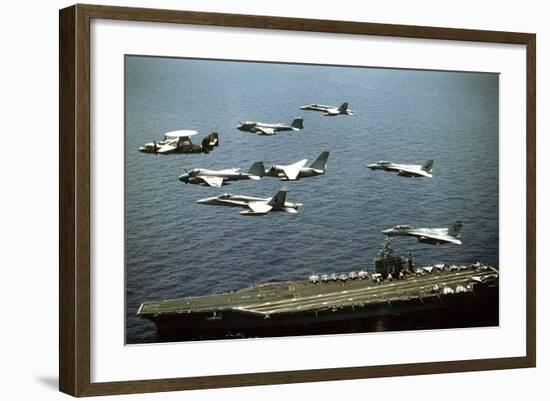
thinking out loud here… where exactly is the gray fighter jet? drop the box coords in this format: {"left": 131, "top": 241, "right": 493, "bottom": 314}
{"left": 368, "top": 160, "right": 434, "bottom": 177}
{"left": 237, "top": 118, "right": 303, "bottom": 136}
{"left": 299, "top": 102, "right": 354, "bottom": 116}
{"left": 264, "top": 151, "right": 329, "bottom": 181}
{"left": 196, "top": 189, "right": 302, "bottom": 216}
{"left": 382, "top": 221, "right": 463, "bottom": 245}
{"left": 178, "top": 162, "right": 265, "bottom": 187}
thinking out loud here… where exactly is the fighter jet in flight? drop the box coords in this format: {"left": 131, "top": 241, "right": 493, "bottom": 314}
{"left": 382, "top": 221, "right": 463, "bottom": 245}
{"left": 178, "top": 162, "right": 265, "bottom": 187}
{"left": 299, "top": 102, "right": 354, "bottom": 116}
{"left": 237, "top": 118, "right": 304, "bottom": 136}
{"left": 368, "top": 159, "right": 434, "bottom": 178}
{"left": 196, "top": 189, "right": 302, "bottom": 216}
{"left": 264, "top": 151, "right": 329, "bottom": 181}
{"left": 138, "top": 130, "right": 218, "bottom": 155}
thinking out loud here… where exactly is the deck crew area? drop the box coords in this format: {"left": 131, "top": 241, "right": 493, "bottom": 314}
{"left": 137, "top": 264, "right": 498, "bottom": 319}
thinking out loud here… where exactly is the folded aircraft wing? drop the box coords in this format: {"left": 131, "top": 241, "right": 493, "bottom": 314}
{"left": 199, "top": 176, "right": 224, "bottom": 187}
{"left": 255, "top": 127, "right": 275, "bottom": 135}
{"left": 280, "top": 159, "right": 308, "bottom": 180}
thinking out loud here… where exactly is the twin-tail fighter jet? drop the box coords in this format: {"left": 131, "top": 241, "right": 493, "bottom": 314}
{"left": 178, "top": 162, "right": 265, "bottom": 187}
{"left": 264, "top": 151, "right": 329, "bottom": 181}
{"left": 196, "top": 189, "right": 302, "bottom": 216}
{"left": 382, "top": 221, "right": 463, "bottom": 245}
{"left": 139, "top": 130, "right": 219, "bottom": 155}
{"left": 299, "top": 102, "right": 354, "bottom": 116}
{"left": 237, "top": 118, "right": 304, "bottom": 136}
{"left": 368, "top": 159, "right": 434, "bottom": 178}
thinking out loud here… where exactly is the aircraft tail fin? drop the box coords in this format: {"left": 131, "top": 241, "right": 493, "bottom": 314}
{"left": 308, "top": 151, "right": 329, "bottom": 171}
{"left": 248, "top": 161, "right": 265, "bottom": 178}
{"left": 268, "top": 189, "right": 288, "bottom": 208}
{"left": 291, "top": 118, "right": 304, "bottom": 130}
{"left": 448, "top": 221, "right": 463, "bottom": 237}
{"left": 202, "top": 132, "right": 219, "bottom": 152}
{"left": 338, "top": 103, "right": 349, "bottom": 113}
{"left": 421, "top": 159, "right": 434, "bottom": 173}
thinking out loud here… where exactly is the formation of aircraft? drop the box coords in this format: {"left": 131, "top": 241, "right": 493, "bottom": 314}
{"left": 139, "top": 130, "right": 219, "bottom": 155}
{"left": 299, "top": 102, "right": 354, "bottom": 116}
{"left": 264, "top": 151, "right": 329, "bottom": 181}
{"left": 196, "top": 189, "right": 302, "bottom": 216}
{"left": 381, "top": 221, "right": 463, "bottom": 245}
{"left": 237, "top": 118, "right": 304, "bottom": 136}
{"left": 138, "top": 104, "right": 462, "bottom": 244}
{"left": 178, "top": 162, "right": 265, "bottom": 187}
{"left": 368, "top": 159, "right": 434, "bottom": 178}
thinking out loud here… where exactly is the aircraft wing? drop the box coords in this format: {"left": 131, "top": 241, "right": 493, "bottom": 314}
{"left": 280, "top": 159, "right": 308, "bottom": 180}
{"left": 396, "top": 167, "right": 430, "bottom": 177}
{"left": 417, "top": 233, "right": 462, "bottom": 245}
{"left": 242, "top": 202, "right": 273, "bottom": 215}
{"left": 199, "top": 176, "right": 224, "bottom": 187}
{"left": 157, "top": 143, "right": 177, "bottom": 154}
{"left": 255, "top": 127, "right": 275, "bottom": 135}
{"left": 323, "top": 109, "right": 339, "bottom": 116}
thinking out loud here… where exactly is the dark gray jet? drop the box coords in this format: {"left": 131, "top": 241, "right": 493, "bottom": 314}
{"left": 368, "top": 159, "right": 434, "bottom": 177}
{"left": 299, "top": 102, "right": 354, "bottom": 116}
{"left": 382, "top": 221, "right": 463, "bottom": 245}
{"left": 237, "top": 118, "right": 303, "bottom": 136}
{"left": 178, "top": 162, "right": 265, "bottom": 187}
{"left": 196, "top": 189, "right": 302, "bottom": 216}
{"left": 264, "top": 151, "right": 329, "bottom": 181}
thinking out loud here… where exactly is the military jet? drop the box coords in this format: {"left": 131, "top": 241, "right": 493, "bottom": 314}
{"left": 264, "top": 151, "right": 330, "bottom": 181}
{"left": 299, "top": 102, "right": 354, "bottom": 116}
{"left": 196, "top": 189, "right": 302, "bottom": 216}
{"left": 139, "top": 130, "right": 219, "bottom": 155}
{"left": 382, "top": 221, "right": 463, "bottom": 245}
{"left": 178, "top": 162, "right": 265, "bottom": 187}
{"left": 237, "top": 118, "right": 303, "bottom": 136}
{"left": 368, "top": 159, "right": 434, "bottom": 177}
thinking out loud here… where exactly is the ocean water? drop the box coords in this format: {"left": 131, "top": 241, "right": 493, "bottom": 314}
{"left": 125, "top": 56, "right": 499, "bottom": 344}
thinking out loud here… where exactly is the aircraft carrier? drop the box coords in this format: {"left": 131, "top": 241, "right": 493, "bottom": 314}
{"left": 137, "top": 240, "right": 499, "bottom": 341}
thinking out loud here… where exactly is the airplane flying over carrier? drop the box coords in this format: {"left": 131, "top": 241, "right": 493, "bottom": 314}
{"left": 178, "top": 162, "right": 265, "bottom": 187}
{"left": 264, "top": 151, "right": 330, "bottom": 181}
{"left": 237, "top": 118, "right": 304, "bottom": 136}
{"left": 299, "top": 102, "right": 354, "bottom": 116}
{"left": 382, "top": 221, "right": 463, "bottom": 245}
{"left": 368, "top": 159, "right": 434, "bottom": 178}
{"left": 138, "top": 130, "right": 219, "bottom": 155}
{"left": 196, "top": 189, "right": 302, "bottom": 216}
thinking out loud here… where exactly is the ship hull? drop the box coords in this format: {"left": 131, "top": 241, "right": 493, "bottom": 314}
{"left": 146, "top": 283, "right": 498, "bottom": 342}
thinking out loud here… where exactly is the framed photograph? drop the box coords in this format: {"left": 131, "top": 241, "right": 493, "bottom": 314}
{"left": 59, "top": 4, "right": 536, "bottom": 397}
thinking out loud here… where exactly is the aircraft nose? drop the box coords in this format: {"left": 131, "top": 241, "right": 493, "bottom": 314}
{"left": 196, "top": 197, "right": 215, "bottom": 204}
{"left": 382, "top": 228, "right": 392, "bottom": 234}
{"left": 178, "top": 174, "right": 189, "bottom": 183}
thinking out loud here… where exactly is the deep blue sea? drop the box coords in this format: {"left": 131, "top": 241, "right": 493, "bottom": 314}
{"left": 125, "top": 56, "right": 499, "bottom": 344}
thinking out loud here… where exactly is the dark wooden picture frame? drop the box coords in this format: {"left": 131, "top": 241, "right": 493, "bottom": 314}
{"left": 59, "top": 3, "right": 536, "bottom": 397}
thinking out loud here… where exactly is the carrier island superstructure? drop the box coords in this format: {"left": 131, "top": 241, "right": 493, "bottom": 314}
{"left": 137, "top": 240, "right": 499, "bottom": 340}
